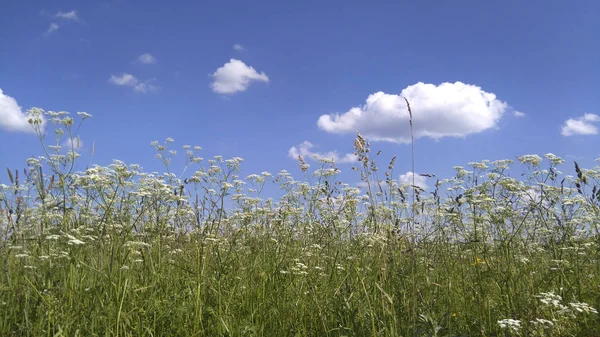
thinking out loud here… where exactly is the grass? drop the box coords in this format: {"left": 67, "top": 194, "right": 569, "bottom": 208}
{"left": 1, "top": 108, "right": 600, "bottom": 336}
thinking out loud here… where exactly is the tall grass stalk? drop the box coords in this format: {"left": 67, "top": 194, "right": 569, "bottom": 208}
{"left": 404, "top": 97, "right": 418, "bottom": 336}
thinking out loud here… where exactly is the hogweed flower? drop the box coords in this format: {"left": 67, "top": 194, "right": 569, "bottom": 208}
{"left": 497, "top": 319, "right": 521, "bottom": 333}
{"left": 530, "top": 318, "right": 554, "bottom": 328}
{"left": 569, "top": 302, "right": 598, "bottom": 314}
{"left": 77, "top": 111, "right": 92, "bottom": 120}
{"left": 66, "top": 234, "right": 85, "bottom": 245}
{"left": 518, "top": 154, "right": 542, "bottom": 166}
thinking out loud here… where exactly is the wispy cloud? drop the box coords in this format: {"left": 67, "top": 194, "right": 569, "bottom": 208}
{"left": 0, "top": 88, "right": 40, "bottom": 133}
{"left": 137, "top": 53, "right": 157, "bottom": 65}
{"left": 55, "top": 10, "right": 79, "bottom": 21}
{"left": 288, "top": 141, "right": 357, "bottom": 164}
{"left": 514, "top": 111, "right": 525, "bottom": 117}
{"left": 210, "top": 59, "right": 269, "bottom": 94}
{"left": 44, "top": 22, "right": 60, "bottom": 36}
{"left": 561, "top": 113, "right": 600, "bottom": 136}
{"left": 41, "top": 9, "right": 80, "bottom": 36}
{"left": 109, "top": 73, "right": 158, "bottom": 93}
{"left": 233, "top": 44, "right": 245, "bottom": 51}
{"left": 318, "top": 82, "right": 508, "bottom": 143}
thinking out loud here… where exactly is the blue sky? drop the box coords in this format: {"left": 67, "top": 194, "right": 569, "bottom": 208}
{"left": 1, "top": 0, "right": 599, "bottom": 190}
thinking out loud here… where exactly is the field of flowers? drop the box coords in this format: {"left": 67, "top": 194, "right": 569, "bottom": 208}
{"left": 1, "top": 109, "right": 599, "bottom": 336}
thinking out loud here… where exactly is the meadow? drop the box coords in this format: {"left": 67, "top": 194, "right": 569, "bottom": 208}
{"left": 1, "top": 108, "right": 599, "bottom": 336}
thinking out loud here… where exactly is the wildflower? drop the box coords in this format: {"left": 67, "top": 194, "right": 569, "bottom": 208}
{"left": 491, "top": 159, "right": 513, "bottom": 170}
{"left": 569, "top": 302, "right": 598, "bottom": 314}
{"left": 544, "top": 153, "right": 564, "bottom": 165}
{"left": 518, "top": 154, "right": 542, "bottom": 166}
{"left": 497, "top": 319, "right": 521, "bottom": 333}
{"left": 468, "top": 161, "right": 488, "bottom": 170}
{"left": 124, "top": 241, "right": 151, "bottom": 248}
{"left": 77, "top": 111, "right": 92, "bottom": 119}
{"left": 530, "top": 318, "right": 554, "bottom": 327}
{"left": 536, "top": 291, "right": 565, "bottom": 308}
{"left": 66, "top": 234, "right": 85, "bottom": 245}
{"left": 487, "top": 172, "right": 500, "bottom": 180}
{"left": 295, "top": 262, "right": 308, "bottom": 269}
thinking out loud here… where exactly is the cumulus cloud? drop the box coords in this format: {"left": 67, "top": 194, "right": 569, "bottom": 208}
{"left": 514, "top": 111, "right": 525, "bottom": 117}
{"left": 109, "top": 73, "right": 158, "bottom": 93}
{"left": 210, "top": 59, "right": 269, "bottom": 94}
{"left": 561, "top": 113, "right": 600, "bottom": 136}
{"left": 399, "top": 171, "right": 428, "bottom": 190}
{"left": 233, "top": 44, "right": 245, "bottom": 51}
{"left": 0, "top": 89, "right": 37, "bottom": 133}
{"left": 55, "top": 10, "right": 79, "bottom": 21}
{"left": 317, "top": 82, "right": 508, "bottom": 143}
{"left": 288, "top": 141, "right": 357, "bottom": 164}
{"left": 138, "top": 53, "right": 157, "bottom": 65}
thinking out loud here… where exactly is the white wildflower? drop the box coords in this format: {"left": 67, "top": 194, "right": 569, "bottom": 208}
{"left": 66, "top": 234, "right": 85, "bottom": 245}
{"left": 536, "top": 291, "right": 566, "bottom": 309}
{"left": 530, "top": 318, "right": 554, "bottom": 327}
{"left": 497, "top": 319, "right": 521, "bottom": 333}
{"left": 544, "top": 153, "right": 564, "bottom": 165}
{"left": 518, "top": 154, "right": 542, "bottom": 166}
{"left": 569, "top": 302, "right": 598, "bottom": 314}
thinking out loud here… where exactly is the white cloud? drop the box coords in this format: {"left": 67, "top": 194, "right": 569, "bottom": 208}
{"left": 62, "top": 136, "right": 83, "bottom": 150}
{"left": 55, "top": 10, "right": 79, "bottom": 21}
{"left": 0, "top": 89, "right": 37, "bottom": 133}
{"left": 138, "top": 53, "right": 157, "bottom": 65}
{"left": 399, "top": 171, "right": 428, "bottom": 190}
{"left": 561, "top": 113, "right": 600, "bottom": 136}
{"left": 109, "top": 73, "right": 137, "bottom": 86}
{"left": 210, "top": 59, "right": 269, "bottom": 94}
{"left": 44, "top": 22, "right": 60, "bottom": 36}
{"left": 317, "top": 82, "right": 508, "bottom": 143}
{"left": 517, "top": 186, "right": 551, "bottom": 209}
{"left": 514, "top": 111, "right": 525, "bottom": 117}
{"left": 233, "top": 44, "right": 245, "bottom": 51}
{"left": 520, "top": 186, "right": 541, "bottom": 203}
{"left": 109, "top": 73, "right": 158, "bottom": 93}
{"left": 288, "top": 141, "right": 357, "bottom": 164}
